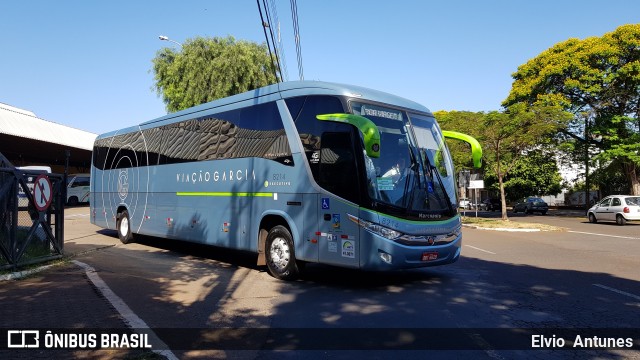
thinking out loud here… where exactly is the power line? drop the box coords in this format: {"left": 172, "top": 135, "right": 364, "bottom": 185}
{"left": 262, "top": 0, "right": 285, "bottom": 82}
{"left": 290, "top": 0, "right": 304, "bottom": 81}
{"left": 256, "top": 0, "right": 282, "bottom": 82}
{"left": 267, "top": 0, "right": 288, "bottom": 81}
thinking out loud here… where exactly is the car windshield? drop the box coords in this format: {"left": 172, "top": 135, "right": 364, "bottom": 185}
{"left": 351, "top": 102, "right": 457, "bottom": 219}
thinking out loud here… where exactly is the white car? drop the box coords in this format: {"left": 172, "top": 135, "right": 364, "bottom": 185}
{"left": 587, "top": 195, "right": 640, "bottom": 225}
{"left": 66, "top": 173, "right": 91, "bottom": 206}
{"left": 459, "top": 198, "right": 471, "bottom": 209}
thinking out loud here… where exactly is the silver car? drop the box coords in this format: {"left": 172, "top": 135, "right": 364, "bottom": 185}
{"left": 587, "top": 195, "right": 640, "bottom": 226}
{"left": 513, "top": 197, "right": 549, "bottom": 215}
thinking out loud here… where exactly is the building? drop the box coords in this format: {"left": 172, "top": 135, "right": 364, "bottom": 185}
{"left": 0, "top": 103, "right": 96, "bottom": 173}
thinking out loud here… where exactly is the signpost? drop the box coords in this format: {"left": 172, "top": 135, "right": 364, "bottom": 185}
{"left": 468, "top": 180, "right": 485, "bottom": 217}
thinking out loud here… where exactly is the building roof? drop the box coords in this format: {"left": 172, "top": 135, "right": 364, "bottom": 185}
{"left": 0, "top": 103, "right": 96, "bottom": 151}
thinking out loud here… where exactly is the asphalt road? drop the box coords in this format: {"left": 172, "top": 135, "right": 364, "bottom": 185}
{"left": 64, "top": 207, "right": 640, "bottom": 359}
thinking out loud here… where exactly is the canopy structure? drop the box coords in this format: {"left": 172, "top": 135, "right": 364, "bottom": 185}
{"left": 0, "top": 103, "right": 96, "bottom": 172}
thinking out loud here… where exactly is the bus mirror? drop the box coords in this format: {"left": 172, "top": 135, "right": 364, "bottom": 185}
{"left": 442, "top": 131, "right": 482, "bottom": 168}
{"left": 316, "top": 113, "right": 381, "bottom": 158}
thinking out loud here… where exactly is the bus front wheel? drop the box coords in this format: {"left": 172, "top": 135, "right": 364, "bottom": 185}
{"left": 265, "top": 225, "right": 300, "bottom": 281}
{"left": 117, "top": 209, "right": 134, "bottom": 244}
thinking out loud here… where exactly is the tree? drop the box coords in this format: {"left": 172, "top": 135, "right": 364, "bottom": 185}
{"left": 434, "top": 110, "right": 484, "bottom": 171}
{"left": 152, "top": 36, "right": 279, "bottom": 112}
{"left": 491, "top": 151, "right": 564, "bottom": 202}
{"left": 437, "top": 106, "right": 570, "bottom": 220}
{"left": 504, "top": 24, "right": 640, "bottom": 195}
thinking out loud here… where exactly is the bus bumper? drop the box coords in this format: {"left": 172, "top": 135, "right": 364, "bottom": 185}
{"left": 359, "top": 232, "right": 462, "bottom": 270}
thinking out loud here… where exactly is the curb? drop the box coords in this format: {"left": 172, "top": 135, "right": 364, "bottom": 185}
{"left": 462, "top": 224, "right": 541, "bottom": 232}
{"left": 0, "top": 244, "right": 116, "bottom": 281}
{"left": 0, "top": 263, "right": 58, "bottom": 281}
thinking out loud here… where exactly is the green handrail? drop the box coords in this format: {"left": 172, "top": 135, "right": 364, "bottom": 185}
{"left": 316, "top": 113, "right": 381, "bottom": 158}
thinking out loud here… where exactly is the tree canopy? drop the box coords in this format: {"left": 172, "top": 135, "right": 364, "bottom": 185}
{"left": 486, "top": 151, "right": 564, "bottom": 202}
{"left": 152, "top": 36, "right": 279, "bottom": 112}
{"left": 503, "top": 24, "right": 640, "bottom": 195}
{"left": 437, "top": 106, "right": 570, "bottom": 219}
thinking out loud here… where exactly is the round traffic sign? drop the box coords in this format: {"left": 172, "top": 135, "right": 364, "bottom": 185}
{"left": 33, "top": 174, "right": 53, "bottom": 211}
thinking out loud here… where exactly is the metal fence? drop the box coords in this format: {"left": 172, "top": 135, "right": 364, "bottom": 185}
{"left": 0, "top": 155, "right": 65, "bottom": 271}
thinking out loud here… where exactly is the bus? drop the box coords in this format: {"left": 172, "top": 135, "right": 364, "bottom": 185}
{"left": 90, "top": 81, "right": 481, "bottom": 280}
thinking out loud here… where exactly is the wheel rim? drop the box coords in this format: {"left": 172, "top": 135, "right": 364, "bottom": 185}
{"left": 269, "top": 236, "right": 290, "bottom": 271}
{"left": 119, "top": 216, "right": 129, "bottom": 237}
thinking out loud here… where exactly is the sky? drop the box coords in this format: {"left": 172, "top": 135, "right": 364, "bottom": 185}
{"left": 1, "top": 0, "right": 639, "bottom": 135}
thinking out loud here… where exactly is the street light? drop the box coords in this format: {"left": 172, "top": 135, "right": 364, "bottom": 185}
{"left": 158, "top": 35, "right": 182, "bottom": 48}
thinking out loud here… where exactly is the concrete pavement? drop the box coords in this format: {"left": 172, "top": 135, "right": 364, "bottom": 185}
{"left": 0, "top": 205, "right": 587, "bottom": 359}
{"left": 0, "top": 206, "right": 161, "bottom": 359}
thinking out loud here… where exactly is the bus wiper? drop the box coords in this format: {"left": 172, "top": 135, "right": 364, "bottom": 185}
{"left": 404, "top": 147, "right": 421, "bottom": 211}
{"left": 421, "top": 149, "right": 455, "bottom": 215}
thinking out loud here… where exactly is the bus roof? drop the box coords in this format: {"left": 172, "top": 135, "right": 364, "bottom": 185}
{"left": 98, "top": 81, "right": 432, "bottom": 138}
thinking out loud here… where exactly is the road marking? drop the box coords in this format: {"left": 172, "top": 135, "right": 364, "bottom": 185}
{"left": 73, "top": 260, "right": 178, "bottom": 360}
{"left": 593, "top": 284, "right": 640, "bottom": 301}
{"left": 65, "top": 214, "right": 90, "bottom": 219}
{"left": 464, "top": 245, "right": 497, "bottom": 255}
{"left": 568, "top": 230, "right": 640, "bottom": 240}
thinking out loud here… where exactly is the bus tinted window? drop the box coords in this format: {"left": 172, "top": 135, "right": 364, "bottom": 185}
{"left": 93, "top": 101, "right": 292, "bottom": 169}
{"left": 159, "top": 119, "right": 201, "bottom": 164}
{"left": 286, "top": 96, "right": 360, "bottom": 203}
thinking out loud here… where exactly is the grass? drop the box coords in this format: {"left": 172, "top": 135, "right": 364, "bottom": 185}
{"left": 0, "top": 226, "right": 64, "bottom": 273}
{"left": 461, "top": 216, "right": 566, "bottom": 231}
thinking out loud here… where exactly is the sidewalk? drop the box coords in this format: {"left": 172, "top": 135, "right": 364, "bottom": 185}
{"left": 0, "top": 207, "right": 158, "bottom": 359}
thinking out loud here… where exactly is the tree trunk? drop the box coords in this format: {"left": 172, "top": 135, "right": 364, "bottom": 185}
{"left": 623, "top": 161, "right": 640, "bottom": 195}
{"left": 498, "top": 173, "right": 508, "bottom": 221}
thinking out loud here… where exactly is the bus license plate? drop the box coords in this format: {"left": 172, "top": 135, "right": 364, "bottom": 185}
{"left": 422, "top": 252, "right": 438, "bottom": 261}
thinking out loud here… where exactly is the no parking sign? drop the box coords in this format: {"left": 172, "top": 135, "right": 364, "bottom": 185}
{"left": 33, "top": 174, "right": 53, "bottom": 211}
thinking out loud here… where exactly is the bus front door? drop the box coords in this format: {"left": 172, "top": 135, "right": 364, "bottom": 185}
{"left": 317, "top": 196, "right": 360, "bottom": 269}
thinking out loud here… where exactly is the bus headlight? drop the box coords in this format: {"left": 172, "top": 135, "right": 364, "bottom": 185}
{"left": 348, "top": 214, "right": 461, "bottom": 246}
{"left": 348, "top": 214, "right": 403, "bottom": 240}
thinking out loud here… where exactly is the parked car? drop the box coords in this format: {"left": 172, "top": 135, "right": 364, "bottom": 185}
{"left": 66, "top": 173, "right": 90, "bottom": 206}
{"left": 587, "top": 195, "right": 640, "bottom": 226}
{"left": 481, "top": 198, "right": 501, "bottom": 211}
{"left": 459, "top": 198, "right": 471, "bottom": 209}
{"left": 513, "top": 197, "right": 549, "bottom": 215}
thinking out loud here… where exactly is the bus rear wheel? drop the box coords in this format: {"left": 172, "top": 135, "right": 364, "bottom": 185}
{"left": 117, "top": 209, "right": 134, "bottom": 244}
{"left": 265, "top": 225, "right": 300, "bottom": 281}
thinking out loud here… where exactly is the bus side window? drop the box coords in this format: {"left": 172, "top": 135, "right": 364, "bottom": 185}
{"left": 286, "top": 95, "right": 345, "bottom": 176}
{"left": 318, "top": 131, "right": 359, "bottom": 204}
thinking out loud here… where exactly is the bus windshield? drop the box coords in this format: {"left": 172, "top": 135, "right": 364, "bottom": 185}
{"left": 351, "top": 102, "right": 457, "bottom": 219}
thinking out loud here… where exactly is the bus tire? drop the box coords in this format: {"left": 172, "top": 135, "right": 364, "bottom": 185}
{"left": 265, "top": 225, "right": 300, "bottom": 280}
{"left": 117, "top": 209, "right": 134, "bottom": 244}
